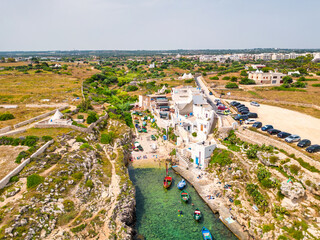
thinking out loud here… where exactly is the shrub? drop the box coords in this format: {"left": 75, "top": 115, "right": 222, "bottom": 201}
{"left": 0, "top": 113, "right": 14, "bottom": 121}
{"left": 262, "top": 224, "right": 275, "bottom": 233}
{"left": 72, "top": 172, "right": 84, "bottom": 180}
{"left": 291, "top": 81, "right": 307, "bottom": 88}
{"left": 184, "top": 79, "right": 193, "bottom": 83}
{"left": 27, "top": 174, "right": 44, "bottom": 188}
{"left": 126, "top": 85, "right": 138, "bottom": 91}
{"left": 170, "top": 149, "right": 176, "bottom": 156}
{"left": 71, "top": 224, "right": 87, "bottom": 233}
{"left": 63, "top": 200, "right": 75, "bottom": 212}
{"left": 42, "top": 136, "right": 53, "bottom": 142}
{"left": 239, "top": 78, "right": 255, "bottom": 85}
{"left": 77, "top": 115, "right": 84, "bottom": 119}
{"left": 282, "top": 76, "right": 293, "bottom": 84}
{"left": 76, "top": 136, "right": 87, "bottom": 143}
{"left": 9, "top": 176, "right": 19, "bottom": 183}
{"left": 85, "top": 180, "right": 93, "bottom": 188}
{"left": 209, "top": 76, "right": 219, "bottom": 80}
{"left": 316, "top": 72, "right": 320, "bottom": 76}
{"left": 15, "top": 151, "right": 28, "bottom": 163}
{"left": 225, "top": 82, "right": 238, "bottom": 89}
{"left": 86, "top": 112, "right": 98, "bottom": 124}
{"left": 192, "top": 132, "right": 197, "bottom": 137}
{"left": 269, "top": 156, "right": 279, "bottom": 164}
{"left": 289, "top": 164, "right": 300, "bottom": 175}
{"left": 240, "top": 70, "right": 248, "bottom": 76}
{"left": 230, "top": 76, "right": 237, "bottom": 82}
{"left": 234, "top": 200, "right": 241, "bottom": 206}
{"left": 101, "top": 132, "right": 116, "bottom": 144}
{"left": 222, "top": 76, "right": 230, "bottom": 80}
{"left": 210, "top": 149, "right": 233, "bottom": 167}
{"left": 312, "top": 84, "right": 320, "bottom": 87}
{"left": 80, "top": 143, "right": 93, "bottom": 150}
{"left": 77, "top": 100, "right": 93, "bottom": 112}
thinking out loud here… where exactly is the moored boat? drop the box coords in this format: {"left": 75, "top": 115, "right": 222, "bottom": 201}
{"left": 177, "top": 179, "right": 186, "bottom": 190}
{"left": 180, "top": 190, "right": 190, "bottom": 202}
{"left": 163, "top": 163, "right": 172, "bottom": 189}
{"left": 193, "top": 208, "right": 202, "bottom": 221}
{"left": 202, "top": 227, "right": 213, "bottom": 240}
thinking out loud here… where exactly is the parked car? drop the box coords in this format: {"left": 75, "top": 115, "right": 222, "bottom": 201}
{"left": 230, "top": 101, "right": 239, "bottom": 106}
{"left": 209, "top": 91, "right": 213, "bottom": 95}
{"left": 252, "top": 122, "right": 262, "bottom": 128}
{"left": 236, "top": 104, "right": 245, "bottom": 109}
{"left": 306, "top": 144, "right": 320, "bottom": 153}
{"left": 238, "top": 108, "right": 249, "bottom": 113}
{"left": 245, "top": 119, "right": 256, "bottom": 124}
{"left": 247, "top": 112, "right": 258, "bottom": 118}
{"left": 214, "top": 99, "right": 221, "bottom": 103}
{"left": 267, "top": 129, "right": 281, "bottom": 135}
{"left": 297, "top": 139, "right": 311, "bottom": 148}
{"left": 250, "top": 101, "right": 260, "bottom": 107}
{"left": 240, "top": 110, "right": 249, "bottom": 115}
{"left": 285, "top": 135, "right": 301, "bottom": 143}
{"left": 261, "top": 125, "right": 273, "bottom": 131}
{"left": 218, "top": 105, "right": 227, "bottom": 110}
{"left": 234, "top": 114, "right": 249, "bottom": 121}
{"left": 277, "top": 132, "right": 291, "bottom": 138}
{"left": 238, "top": 106, "right": 249, "bottom": 111}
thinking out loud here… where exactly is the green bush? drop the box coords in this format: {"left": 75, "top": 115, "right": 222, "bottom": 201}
{"left": 72, "top": 172, "right": 84, "bottom": 180}
{"left": 312, "top": 83, "right": 320, "bottom": 87}
{"left": 86, "top": 112, "right": 98, "bottom": 124}
{"left": 63, "top": 200, "right": 75, "bottom": 212}
{"left": 42, "top": 136, "right": 53, "bottom": 142}
{"left": 15, "top": 151, "right": 28, "bottom": 163}
{"left": 170, "top": 149, "right": 176, "bottom": 156}
{"left": 192, "top": 132, "right": 197, "bottom": 137}
{"left": 246, "top": 184, "right": 268, "bottom": 210}
{"left": 225, "top": 82, "right": 238, "bottom": 89}
{"left": 77, "top": 115, "right": 84, "bottom": 119}
{"left": 184, "top": 79, "right": 193, "bottom": 83}
{"left": 209, "top": 76, "right": 219, "bottom": 80}
{"left": 71, "top": 224, "right": 87, "bottom": 233}
{"left": 101, "top": 132, "right": 116, "bottom": 144}
{"left": 262, "top": 223, "right": 275, "bottom": 233}
{"left": 0, "top": 113, "right": 14, "bottom": 121}
{"left": 234, "top": 200, "right": 241, "bottom": 206}
{"left": 126, "top": 85, "right": 138, "bottom": 91}
{"left": 85, "top": 180, "right": 93, "bottom": 188}
{"left": 289, "top": 164, "right": 300, "bottom": 175}
{"left": 230, "top": 76, "right": 237, "bottom": 82}
{"left": 210, "top": 149, "right": 233, "bottom": 167}
{"left": 80, "top": 143, "right": 93, "bottom": 150}
{"left": 239, "top": 78, "right": 255, "bottom": 85}
{"left": 27, "top": 174, "right": 44, "bottom": 188}
{"left": 9, "top": 176, "right": 19, "bottom": 183}
{"left": 76, "top": 136, "right": 87, "bottom": 143}
{"left": 222, "top": 76, "right": 230, "bottom": 80}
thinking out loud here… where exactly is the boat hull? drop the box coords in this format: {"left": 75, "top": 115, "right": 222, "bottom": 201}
{"left": 202, "top": 227, "right": 213, "bottom": 240}
{"left": 163, "top": 176, "right": 172, "bottom": 189}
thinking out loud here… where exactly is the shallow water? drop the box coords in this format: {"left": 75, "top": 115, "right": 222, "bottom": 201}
{"left": 129, "top": 167, "right": 237, "bottom": 240}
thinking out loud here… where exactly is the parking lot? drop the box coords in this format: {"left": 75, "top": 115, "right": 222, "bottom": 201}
{"left": 227, "top": 100, "right": 320, "bottom": 145}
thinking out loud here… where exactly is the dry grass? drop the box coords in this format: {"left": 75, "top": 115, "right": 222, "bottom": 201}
{"left": 11, "top": 127, "right": 71, "bottom": 138}
{"left": 0, "top": 145, "right": 29, "bottom": 179}
{"left": 0, "top": 107, "right": 55, "bottom": 128}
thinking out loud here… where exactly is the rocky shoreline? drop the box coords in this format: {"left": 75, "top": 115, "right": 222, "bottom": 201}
{"left": 173, "top": 165, "right": 249, "bottom": 240}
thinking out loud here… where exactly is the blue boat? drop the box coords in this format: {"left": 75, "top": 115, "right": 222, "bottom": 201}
{"left": 202, "top": 227, "right": 213, "bottom": 240}
{"left": 177, "top": 179, "right": 186, "bottom": 190}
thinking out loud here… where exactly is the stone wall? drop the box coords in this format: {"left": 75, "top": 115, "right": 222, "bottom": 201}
{"left": 34, "top": 112, "right": 109, "bottom": 134}
{"left": 0, "top": 129, "right": 26, "bottom": 138}
{"left": 0, "top": 140, "right": 54, "bottom": 190}
{"left": 13, "top": 106, "right": 69, "bottom": 129}
{"left": 236, "top": 130, "right": 320, "bottom": 169}
{"left": 0, "top": 126, "right": 12, "bottom": 134}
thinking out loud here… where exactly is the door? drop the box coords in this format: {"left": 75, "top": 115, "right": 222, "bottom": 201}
{"left": 201, "top": 125, "right": 203, "bottom": 131}
{"left": 195, "top": 157, "right": 199, "bottom": 165}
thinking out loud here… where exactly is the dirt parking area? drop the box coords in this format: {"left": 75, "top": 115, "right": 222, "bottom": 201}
{"left": 0, "top": 145, "right": 29, "bottom": 179}
{"left": 228, "top": 100, "right": 320, "bottom": 145}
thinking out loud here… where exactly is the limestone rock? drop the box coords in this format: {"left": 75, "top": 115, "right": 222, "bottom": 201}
{"left": 280, "top": 180, "right": 305, "bottom": 200}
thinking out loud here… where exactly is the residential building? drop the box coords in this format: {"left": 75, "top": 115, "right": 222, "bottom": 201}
{"left": 248, "top": 70, "right": 286, "bottom": 85}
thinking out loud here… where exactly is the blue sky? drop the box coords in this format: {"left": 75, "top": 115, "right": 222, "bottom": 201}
{"left": 0, "top": 0, "right": 319, "bottom": 51}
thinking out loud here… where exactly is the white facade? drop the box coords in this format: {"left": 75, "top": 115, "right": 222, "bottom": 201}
{"left": 248, "top": 70, "right": 286, "bottom": 85}
{"left": 179, "top": 73, "right": 194, "bottom": 80}
{"left": 189, "top": 141, "right": 216, "bottom": 169}
{"left": 48, "top": 110, "right": 72, "bottom": 125}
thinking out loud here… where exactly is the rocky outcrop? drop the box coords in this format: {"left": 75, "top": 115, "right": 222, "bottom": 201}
{"left": 280, "top": 180, "right": 305, "bottom": 200}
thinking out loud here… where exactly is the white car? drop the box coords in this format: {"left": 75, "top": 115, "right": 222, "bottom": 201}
{"left": 250, "top": 101, "right": 260, "bottom": 107}
{"left": 285, "top": 135, "right": 301, "bottom": 143}
{"left": 245, "top": 119, "right": 256, "bottom": 124}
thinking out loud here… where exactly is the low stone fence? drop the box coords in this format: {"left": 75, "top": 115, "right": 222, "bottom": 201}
{"left": 0, "top": 140, "right": 54, "bottom": 190}
{"left": 236, "top": 130, "right": 320, "bottom": 169}
{"left": 0, "top": 129, "right": 26, "bottom": 138}
{"left": 34, "top": 112, "right": 108, "bottom": 133}
{"left": 222, "top": 95, "right": 320, "bottom": 111}
{"left": 13, "top": 106, "right": 69, "bottom": 129}
{"left": 0, "top": 126, "right": 12, "bottom": 134}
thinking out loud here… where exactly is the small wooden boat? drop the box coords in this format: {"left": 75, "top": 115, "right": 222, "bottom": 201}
{"left": 180, "top": 190, "right": 189, "bottom": 202}
{"left": 202, "top": 227, "right": 213, "bottom": 240}
{"left": 163, "top": 163, "right": 172, "bottom": 189}
{"left": 193, "top": 208, "right": 202, "bottom": 221}
{"left": 177, "top": 179, "right": 186, "bottom": 190}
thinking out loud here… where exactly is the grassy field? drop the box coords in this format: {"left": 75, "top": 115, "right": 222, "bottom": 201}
{"left": 0, "top": 107, "right": 55, "bottom": 128}
{"left": 0, "top": 62, "right": 98, "bottom": 104}
{"left": 12, "top": 127, "right": 72, "bottom": 138}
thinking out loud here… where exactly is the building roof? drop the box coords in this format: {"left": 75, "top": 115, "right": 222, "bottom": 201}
{"left": 192, "top": 95, "right": 207, "bottom": 105}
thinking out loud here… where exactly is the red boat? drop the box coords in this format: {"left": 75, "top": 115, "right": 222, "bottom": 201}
{"left": 163, "top": 163, "right": 172, "bottom": 189}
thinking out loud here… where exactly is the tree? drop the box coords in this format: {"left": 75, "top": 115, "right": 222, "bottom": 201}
{"left": 225, "top": 82, "right": 239, "bottom": 89}
{"left": 230, "top": 76, "right": 237, "bottom": 82}
{"left": 282, "top": 76, "right": 293, "bottom": 84}
{"left": 240, "top": 70, "right": 248, "bottom": 77}
{"left": 86, "top": 112, "right": 98, "bottom": 124}
{"left": 7, "top": 57, "right": 15, "bottom": 63}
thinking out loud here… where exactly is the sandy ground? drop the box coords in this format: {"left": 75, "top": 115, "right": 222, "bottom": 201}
{"left": 131, "top": 124, "right": 172, "bottom": 168}
{"left": 229, "top": 100, "right": 320, "bottom": 145}
{"left": 0, "top": 145, "right": 29, "bottom": 179}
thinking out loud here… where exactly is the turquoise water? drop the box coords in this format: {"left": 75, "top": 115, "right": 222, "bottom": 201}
{"left": 129, "top": 167, "right": 237, "bottom": 240}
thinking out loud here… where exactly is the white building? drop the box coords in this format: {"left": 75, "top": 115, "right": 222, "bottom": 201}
{"left": 248, "top": 70, "right": 286, "bottom": 85}
{"left": 178, "top": 73, "right": 194, "bottom": 80}
{"left": 48, "top": 110, "right": 72, "bottom": 125}
{"left": 149, "top": 63, "right": 155, "bottom": 68}
{"left": 188, "top": 140, "right": 216, "bottom": 169}
{"left": 288, "top": 71, "right": 300, "bottom": 76}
